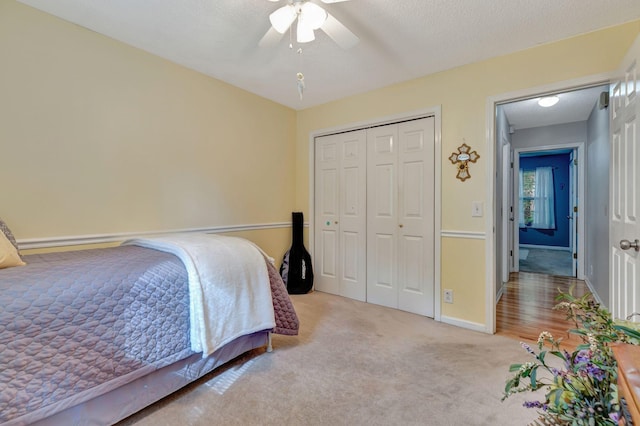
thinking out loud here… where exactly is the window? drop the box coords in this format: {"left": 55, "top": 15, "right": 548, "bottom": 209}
{"left": 519, "top": 167, "right": 556, "bottom": 229}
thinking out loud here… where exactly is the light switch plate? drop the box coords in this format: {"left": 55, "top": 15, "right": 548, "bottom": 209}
{"left": 472, "top": 201, "right": 483, "bottom": 217}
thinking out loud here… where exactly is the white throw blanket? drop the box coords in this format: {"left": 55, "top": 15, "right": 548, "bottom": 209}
{"left": 123, "top": 234, "right": 275, "bottom": 358}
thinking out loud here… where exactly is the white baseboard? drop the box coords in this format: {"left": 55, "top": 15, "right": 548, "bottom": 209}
{"left": 17, "top": 222, "right": 293, "bottom": 250}
{"left": 584, "top": 277, "right": 605, "bottom": 306}
{"left": 520, "top": 244, "right": 570, "bottom": 251}
{"left": 496, "top": 283, "right": 505, "bottom": 303}
{"left": 440, "top": 315, "right": 489, "bottom": 334}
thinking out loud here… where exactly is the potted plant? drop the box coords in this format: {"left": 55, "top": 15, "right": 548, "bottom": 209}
{"left": 502, "top": 288, "right": 640, "bottom": 425}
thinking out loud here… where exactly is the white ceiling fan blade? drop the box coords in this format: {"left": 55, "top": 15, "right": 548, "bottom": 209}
{"left": 300, "top": 2, "right": 328, "bottom": 30}
{"left": 259, "top": 26, "right": 285, "bottom": 48}
{"left": 321, "top": 13, "right": 359, "bottom": 49}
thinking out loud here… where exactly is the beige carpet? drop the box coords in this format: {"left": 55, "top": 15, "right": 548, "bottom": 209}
{"left": 118, "top": 292, "right": 540, "bottom": 426}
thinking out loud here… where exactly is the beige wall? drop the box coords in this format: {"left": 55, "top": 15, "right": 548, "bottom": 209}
{"left": 1, "top": 1, "right": 297, "bottom": 258}
{"left": 4, "top": 0, "right": 640, "bottom": 328}
{"left": 296, "top": 21, "right": 640, "bottom": 326}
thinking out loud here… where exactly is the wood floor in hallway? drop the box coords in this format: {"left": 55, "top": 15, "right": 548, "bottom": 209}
{"left": 496, "top": 272, "right": 590, "bottom": 348}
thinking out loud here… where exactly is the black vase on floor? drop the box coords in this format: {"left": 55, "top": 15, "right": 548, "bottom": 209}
{"left": 280, "top": 212, "right": 313, "bottom": 294}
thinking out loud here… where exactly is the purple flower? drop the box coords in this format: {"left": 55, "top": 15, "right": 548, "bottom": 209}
{"left": 575, "top": 350, "right": 591, "bottom": 364}
{"left": 609, "top": 412, "right": 620, "bottom": 423}
{"left": 585, "top": 364, "right": 606, "bottom": 381}
{"left": 523, "top": 400, "right": 544, "bottom": 409}
{"left": 521, "top": 342, "right": 536, "bottom": 355}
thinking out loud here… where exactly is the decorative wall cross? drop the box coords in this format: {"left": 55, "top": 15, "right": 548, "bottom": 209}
{"left": 449, "top": 143, "right": 480, "bottom": 182}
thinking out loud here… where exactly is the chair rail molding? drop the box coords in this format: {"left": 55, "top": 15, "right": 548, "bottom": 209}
{"left": 440, "top": 230, "right": 486, "bottom": 240}
{"left": 17, "top": 222, "right": 293, "bottom": 250}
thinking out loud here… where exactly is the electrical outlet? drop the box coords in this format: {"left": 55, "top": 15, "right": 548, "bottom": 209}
{"left": 444, "top": 289, "right": 454, "bottom": 304}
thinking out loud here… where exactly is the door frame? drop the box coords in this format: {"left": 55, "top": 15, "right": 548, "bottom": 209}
{"left": 485, "top": 73, "right": 610, "bottom": 334}
{"left": 569, "top": 149, "right": 579, "bottom": 276}
{"left": 512, "top": 144, "right": 585, "bottom": 279}
{"left": 307, "top": 106, "right": 443, "bottom": 321}
{"left": 501, "top": 140, "right": 512, "bottom": 283}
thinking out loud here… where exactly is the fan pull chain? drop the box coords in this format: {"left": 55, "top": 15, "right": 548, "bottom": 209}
{"left": 289, "top": 24, "right": 293, "bottom": 49}
{"left": 296, "top": 47, "right": 305, "bottom": 100}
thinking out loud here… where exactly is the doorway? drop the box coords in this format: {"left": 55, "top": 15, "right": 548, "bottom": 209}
{"left": 493, "top": 83, "right": 610, "bottom": 334}
{"left": 514, "top": 147, "right": 579, "bottom": 278}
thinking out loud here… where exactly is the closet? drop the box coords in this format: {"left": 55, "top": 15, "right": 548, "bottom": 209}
{"left": 314, "top": 117, "right": 435, "bottom": 317}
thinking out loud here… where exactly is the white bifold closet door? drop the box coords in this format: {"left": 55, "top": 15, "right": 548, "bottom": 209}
{"left": 314, "top": 130, "right": 367, "bottom": 301}
{"left": 314, "top": 117, "right": 435, "bottom": 317}
{"left": 367, "top": 118, "right": 435, "bottom": 317}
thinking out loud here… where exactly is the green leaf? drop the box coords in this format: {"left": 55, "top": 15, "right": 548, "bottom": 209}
{"left": 530, "top": 366, "right": 538, "bottom": 388}
{"left": 509, "top": 363, "right": 523, "bottom": 372}
{"left": 614, "top": 324, "right": 640, "bottom": 340}
{"left": 539, "top": 351, "right": 546, "bottom": 363}
{"left": 549, "top": 388, "right": 564, "bottom": 406}
{"left": 505, "top": 378, "right": 516, "bottom": 393}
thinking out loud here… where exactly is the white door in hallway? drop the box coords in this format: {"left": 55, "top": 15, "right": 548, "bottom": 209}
{"left": 367, "top": 118, "right": 435, "bottom": 317}
{"left": 610, "top": 35, "right": 640, "bottom": 320}
{"left": 314, "top": 130, "right": 367, "bottom": 301}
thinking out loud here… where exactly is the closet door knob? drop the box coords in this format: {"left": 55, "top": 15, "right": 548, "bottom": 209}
{"left": 399, "top": 224, "right": 404, "bottom": 228}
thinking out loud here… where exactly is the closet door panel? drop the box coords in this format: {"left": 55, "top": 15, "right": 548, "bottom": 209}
{"left": 402, "top": 161, "right": 424, "bottom": 218}
{"left": 320, "top": 229, "right": 337, "bottom": 278}
{"left": 315, "top": 136, "right": 341, "bottom": 295}
{"left": 315, "top": 130, "right": 366, "bottom": 301}
{"left": 373, "top": 164, "right": 395, "bottom": 217}
{"left": 399, "top": 235, "right": 424, "bottom": 292}
{"left": 340, "top": 130, "right": 367, "bottom": 301}
{"left": 398, "top": 118, "right": 435, "bottom": 316}
{"left": 367, "top": 125, "right": 399, "bottom": 308}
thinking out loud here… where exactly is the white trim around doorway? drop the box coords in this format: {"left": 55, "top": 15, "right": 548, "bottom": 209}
{"left": 484, "top": 72, "right": 611, "bottom": 334}
{"left": 512, "top": 143, "right": 585, "bottom": 279}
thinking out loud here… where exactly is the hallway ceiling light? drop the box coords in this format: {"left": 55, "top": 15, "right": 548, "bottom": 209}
{"left": 538, "top": 96, "right": 559, "bottom": 107}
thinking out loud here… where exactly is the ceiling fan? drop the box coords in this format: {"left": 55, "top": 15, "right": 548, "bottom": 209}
{"left": 260, "top": 0, "right": 359, "bottom": 49}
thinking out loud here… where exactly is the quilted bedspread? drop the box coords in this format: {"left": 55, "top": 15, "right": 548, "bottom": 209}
{"left": 0, "top": 244, "right": 298, "bottom": 425}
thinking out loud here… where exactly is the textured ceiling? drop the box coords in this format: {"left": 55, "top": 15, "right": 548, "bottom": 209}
{"left": 16, "top": 0, "right": 640, "bottom": 111}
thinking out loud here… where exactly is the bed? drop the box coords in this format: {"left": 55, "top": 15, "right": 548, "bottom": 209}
{"left": 0, "top": 231, "right": 299, "bottom": 426}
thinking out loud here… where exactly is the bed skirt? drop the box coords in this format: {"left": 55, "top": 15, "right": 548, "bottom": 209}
{"left": 27, "top": 332, "right": 269, "bottom": 426}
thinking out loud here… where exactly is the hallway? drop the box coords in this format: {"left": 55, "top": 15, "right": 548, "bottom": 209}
{"left": 496, "top": 272, "right": 589, "bottom": 347}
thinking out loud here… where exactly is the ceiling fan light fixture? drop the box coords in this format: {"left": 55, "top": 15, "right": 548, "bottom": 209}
{"left": 270, "top": 5, "right": 297, "bottom": 34}
{"left": 538, "top": 96, "right": 559, "bottom": 107}
{"left": 297, "top": 16, "right": 316, "bottom": 43}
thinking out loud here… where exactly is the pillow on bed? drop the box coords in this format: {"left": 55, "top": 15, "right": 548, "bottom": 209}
{"left": 0, "top": 217, "right": 19, "bottom": 251}
{"left": 0, "top": 229, "right": 25, "bottom": 269}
